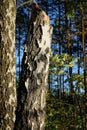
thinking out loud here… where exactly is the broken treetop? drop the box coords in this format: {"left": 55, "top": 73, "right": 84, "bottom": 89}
{"left": 30, "top": 2, "right": 50, "bottom": 25}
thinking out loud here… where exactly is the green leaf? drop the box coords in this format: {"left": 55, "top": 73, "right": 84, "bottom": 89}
{"left": 58, "top": 70, "right": 64, "bottom": 75}
{"left": 69, "top": 62, "right": 74, "bottom": 67}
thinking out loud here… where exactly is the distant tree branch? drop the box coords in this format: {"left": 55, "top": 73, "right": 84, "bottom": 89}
{"left": 16, "top": 0, "right": 36, "bottom": 9}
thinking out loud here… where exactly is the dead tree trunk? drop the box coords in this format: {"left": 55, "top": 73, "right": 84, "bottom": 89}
{"left": 15, "top": 3, "right": 53, "bottom": 130}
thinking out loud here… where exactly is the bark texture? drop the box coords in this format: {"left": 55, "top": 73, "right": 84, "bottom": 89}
{"left": 0, "top": 0, "right": 17, "bottom": 130}
{"left": 15, "top": 3, "right": 53, "bottom": 130}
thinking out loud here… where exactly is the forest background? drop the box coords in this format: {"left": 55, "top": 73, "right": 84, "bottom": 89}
{"left": 16, "top": 0, "right": 87, "bottom": 130}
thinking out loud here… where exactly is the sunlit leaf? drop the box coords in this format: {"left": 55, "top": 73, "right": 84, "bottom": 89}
{"left": 69, "top": 62, "right": 74, "bottom": 67}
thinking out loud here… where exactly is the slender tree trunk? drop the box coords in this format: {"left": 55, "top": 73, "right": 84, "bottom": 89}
{"left": 15, "top": 3, "right": 53, "bottom": 130}
{"left": 0, "top": 0, "right": 17, "bottom": 130}
{"left": 65, "top": 0, "right": 73, "bottom": 94}
{"left": 82, "top": 7, "right": 87, "bottom": 130}
{"left": 18, "top": 26, "right": 21, "bottom": 80}
{"left": 58, "top": 0, "right": 62, "bottom": 99}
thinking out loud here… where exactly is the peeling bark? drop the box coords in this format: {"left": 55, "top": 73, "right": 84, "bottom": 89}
{"left": 0, "top": 0, "right": 17, "bottom": 130}
{"left": 15, "top": 3, "right": 53, "bottom": 130}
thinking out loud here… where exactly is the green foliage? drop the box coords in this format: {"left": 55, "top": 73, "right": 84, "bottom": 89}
{"left": 50, "top": 52, "right": 84, "bottom": 91}
{"left": 66, "top": 9, "right": 75, "bottom": 18}
{"left": 65, "top": 1, "right": 85, "bottom": 18}
{"left": 45, "top": 90, "right": 85, "bottom": 130}
{"left": 50, "top": 53, "right": 76, "bottom": 75}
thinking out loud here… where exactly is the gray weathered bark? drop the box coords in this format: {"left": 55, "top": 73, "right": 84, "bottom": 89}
{"left": 0, "top": 0, "right": 17, "bottom": 130}
{"left": 15, "top": 3, "right": 53, "bottom": 130}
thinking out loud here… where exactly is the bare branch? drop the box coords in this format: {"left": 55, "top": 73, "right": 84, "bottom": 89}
{"left": 16, "top": 0, "right": 33, "bottom": 9}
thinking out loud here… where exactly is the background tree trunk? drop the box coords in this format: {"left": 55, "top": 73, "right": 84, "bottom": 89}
{"left": 0, "top": 0, "right": 17, "bottom": 130}
{"left": 15, "top": 3, "right": 53, "bottom": 130}
{"left": 82, "top": 7, "right": 87, "bottom": 130}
